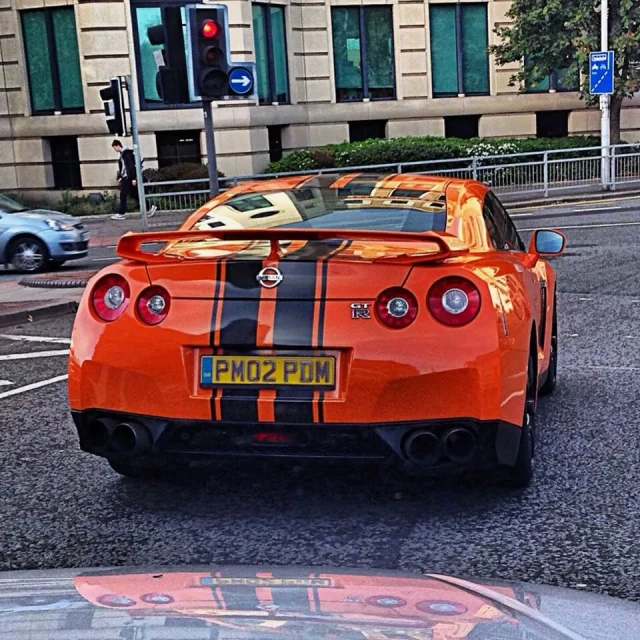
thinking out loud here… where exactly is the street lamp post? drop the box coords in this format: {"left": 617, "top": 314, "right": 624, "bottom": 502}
{"left": 600, "top": 0, "right": 611, "bottom": 188}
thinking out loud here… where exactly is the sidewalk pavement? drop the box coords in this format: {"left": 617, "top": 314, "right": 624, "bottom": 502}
{"left": 86, "top": 211, "right": 187, "bottom": 248}
{"left": 0, "top": 278, "right": 87, "bottom": 328}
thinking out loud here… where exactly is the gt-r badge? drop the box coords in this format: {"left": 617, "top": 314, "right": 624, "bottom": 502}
{"left": 256, "top": 266, "right": 283, "bottom": 288}
{"left": 351, "top": 302, "right": 371, "bottom": 319}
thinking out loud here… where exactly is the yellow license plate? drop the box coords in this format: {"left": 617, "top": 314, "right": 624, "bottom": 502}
{"left": 200, "top": 355, "right": 335, "bottom": 388}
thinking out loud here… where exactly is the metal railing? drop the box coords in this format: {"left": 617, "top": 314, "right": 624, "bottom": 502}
{"left": 142, "top": 143, "right": 640, "bottom": 212}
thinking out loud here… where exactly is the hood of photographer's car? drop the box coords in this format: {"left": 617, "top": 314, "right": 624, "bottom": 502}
{"left": 0, "top": 565, "right": 638, "bottom": 639}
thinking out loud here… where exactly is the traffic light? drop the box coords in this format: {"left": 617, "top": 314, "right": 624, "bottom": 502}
{"left": 99, "top": 77, "right": 126, "bottom": 136}
{"left": 187, "top": 4, "right": 231, "bottom": 99}
{"left": 146, "top": 10, "right": 189, "bottom": 105}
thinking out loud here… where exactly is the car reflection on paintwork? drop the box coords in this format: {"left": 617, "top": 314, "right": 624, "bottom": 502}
{"left": 1, "top": 565, "right": 640, "bottom": 638}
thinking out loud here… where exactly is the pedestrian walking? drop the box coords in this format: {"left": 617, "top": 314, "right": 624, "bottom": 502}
{"left": 110, "top": 139, "right": 156, "bottom": 220}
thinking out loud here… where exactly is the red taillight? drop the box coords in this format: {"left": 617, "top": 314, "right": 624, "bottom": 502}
{"left": 97, "top": 594, "right": 136, "bottom": 608}
{"left": 136, "top": 286, "right": 171, "bottom": 325}
{"left": 375, "top": 287, "right": 418, "bottom": 329}
{"left": 141, "top": 593, "right": 175, "bottom": 604}
{"left": 92, "top": 274, "right": 130, "bottom": 322}
{"left": 427, "top": 277, "right": 481, "bottom": 327}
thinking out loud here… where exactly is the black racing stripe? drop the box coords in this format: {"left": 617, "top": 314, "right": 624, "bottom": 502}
{"left": 217, "top": 568, "right": 261, "bottom": 612}
{"left": 272, "top": 242, "right": 337, "bottom": 424}
{"left": 268, "top": 568, "right": 315, "bottom": 614}
{"left": 218, "top": 261, "right": 262, "bottom": 423}
{"left": 317, "top": 240, "right": 352, "bottom": 423}
{"left": 209, "top": 260, "right": 223, "bottom": 421}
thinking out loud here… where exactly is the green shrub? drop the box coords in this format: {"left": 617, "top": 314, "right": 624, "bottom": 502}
{"left": 265, "top": 135, "right": 602, "bottom": 174}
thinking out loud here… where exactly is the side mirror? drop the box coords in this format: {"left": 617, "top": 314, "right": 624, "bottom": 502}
{"left": 525, "top": 229, "right": 566, "bottom": 267}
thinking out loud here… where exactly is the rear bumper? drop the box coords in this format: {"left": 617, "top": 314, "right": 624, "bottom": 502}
{"left": 71, "top": 409, "right": 523, "bottom": 474}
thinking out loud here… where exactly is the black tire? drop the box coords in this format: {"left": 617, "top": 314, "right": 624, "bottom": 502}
{"left": 7, "top": 236, "right": 48, "bottom": 273}
{"left": 499, "top": 351, "right": 537, "bottom": 489}
{"left": 539, "top": 303, "right": 558, "bottom": 396}
{"left": 49, "top": 259, "right": 66, "bottom": 269}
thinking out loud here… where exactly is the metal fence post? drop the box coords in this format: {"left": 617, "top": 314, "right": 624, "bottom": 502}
{"left": 472, "top": 157, "right": 478, "bottom": 181}
{"left": 610, "top": 145, "right": 617, "bottom": 191}
{"left": 397, "top": 164, "right": 402, "bottom": 174}
{"left": 543, "top": 151, "right": 549, "bottom": 197}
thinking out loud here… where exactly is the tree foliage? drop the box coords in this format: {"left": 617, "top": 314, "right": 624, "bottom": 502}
{"left": 489, "top": 0, "right": 640, "bottom": 142}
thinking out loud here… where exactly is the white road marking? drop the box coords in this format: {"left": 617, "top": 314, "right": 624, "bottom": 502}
{"left": 0, "top": 374, "right": 68, "bottom": 400}
{"left": 520, "top": 221, "right": 640, "bottom": 231}
{"left": 0, "top": 380, "right": 13, "bottom": 387}
{"left": 92, "top": 257, "right": 117, "bottom": 262}
{"left": 510, "top": 212, "right": 532, "bottom": 217}
{"left": 579, "top": 297, "right": 592, "bottom": 301}
{"left": 0, "top": 350, "right": 69, "bottom": 361}
{"left": 572, "top": 206, "right": 622, "bottom": 212}
{"left": 0, "top": 334, "right": 71, "bottom": 345}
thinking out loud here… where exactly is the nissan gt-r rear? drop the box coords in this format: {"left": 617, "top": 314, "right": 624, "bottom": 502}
{"left": 68, "top": 174, "right": 565, "bottom": 487}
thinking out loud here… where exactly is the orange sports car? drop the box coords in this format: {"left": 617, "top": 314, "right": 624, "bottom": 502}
{"left": 68, "top": 173, "right": 565, "bottom": 487}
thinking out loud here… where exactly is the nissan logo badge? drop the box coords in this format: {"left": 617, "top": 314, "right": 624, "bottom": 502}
{"left": 256, "top": 266, "right": 283, "bottom": 288}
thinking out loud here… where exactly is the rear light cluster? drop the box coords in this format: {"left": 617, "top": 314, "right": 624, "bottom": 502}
{"left": 91, "top": 275, "right": 171, "bottom": 325}
{"left": 374, "top": 277, "right": 481, "bottom": 329}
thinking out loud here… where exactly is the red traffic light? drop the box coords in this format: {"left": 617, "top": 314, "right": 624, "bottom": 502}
{"left": 201, "top": 19, "right": 220, "bottom": 38}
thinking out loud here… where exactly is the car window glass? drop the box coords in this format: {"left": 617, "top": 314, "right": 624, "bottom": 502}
{"left": 489, "top": 191, "right": 525, "bottom": 251}
{"left": 482, "top": 202, "right": 503, "bottom": 250}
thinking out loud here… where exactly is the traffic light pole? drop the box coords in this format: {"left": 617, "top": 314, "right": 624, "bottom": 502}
{"left": 124, "top": 75, "right": 149, "bottom": 231}
{"left": 202, "top": 99, "right": 219, "bottom": 198}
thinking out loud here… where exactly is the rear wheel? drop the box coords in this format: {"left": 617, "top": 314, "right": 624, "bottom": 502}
{"left": 499, "top": 351, "right": 537, "bottom": 489}
{"left": 539, "top": 303, "right": 558, "bottom": 396}
{"left": 8, "top": 237, "right": 48, "bottom": 273}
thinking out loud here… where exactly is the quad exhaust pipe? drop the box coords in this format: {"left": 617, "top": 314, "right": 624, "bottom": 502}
{"left": 403, "top": 427, "right": 478, "bottom": 467}
{"left": 84, "top": 419, "right": 152, "bottom": 455}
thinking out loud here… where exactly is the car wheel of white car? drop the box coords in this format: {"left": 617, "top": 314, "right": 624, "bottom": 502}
{"left": 8, "top": 237, "right": 47, "bottom": 273}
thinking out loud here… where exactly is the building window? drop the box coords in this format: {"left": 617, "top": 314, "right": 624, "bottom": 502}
{"left": 21, "top": 8, "right": 84, "bottom": 115}
{"left": 252, "top": 4, "right": 290, "bottom": 105}
{"left": 429, "top": 3, "right": 489, "bottom": 97}
{"left": 349, "top": 120, "right": 387, "bottom": 142}
{"left": 156, "top": 130, "right": 202, "bottom": 167}
{"left": 444, "top": 115, "right": 479, "bottom": 139}
{"left": 536, "top": 111, "right": 569, "bottom": 138}
{"left": 49, "top": 137, "right": 82, "bottom": 189}
{"left": 525, "top": 60, "right": 580, "bottom": 93}
{"left": 268, "top": 126, "right": 286, "bottom": 163}
{"left": 331, "top": 6, "right": 395, "bottom": 102}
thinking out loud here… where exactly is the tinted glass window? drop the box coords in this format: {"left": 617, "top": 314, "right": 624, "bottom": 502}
{"left": 191, "top": 184, "right": 448, "bottom": 234}
{"left": 486, "top": 191, "right": 525, "bottom": 251}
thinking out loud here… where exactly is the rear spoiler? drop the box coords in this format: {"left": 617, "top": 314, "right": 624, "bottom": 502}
{"left": 116, "top": 228, "right": 467, "bottom": 264}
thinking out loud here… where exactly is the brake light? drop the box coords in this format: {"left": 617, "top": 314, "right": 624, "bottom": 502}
{"left": 375, "top": 287, "right": 418, "bottom": 329}
{"left": 428, "top": 277, "right": 481, "bottom": 327}
{"left": 136, "top": 286, "right": 171, "bottom": 325}
{"left": 92, "top": 274, "right": 130, "bottom": 322}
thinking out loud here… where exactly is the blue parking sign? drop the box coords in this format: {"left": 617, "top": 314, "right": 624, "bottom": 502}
{"left": 589, "top": 51, "right": 614, "bottom": 95}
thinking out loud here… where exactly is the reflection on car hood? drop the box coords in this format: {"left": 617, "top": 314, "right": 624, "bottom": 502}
{"left": 0, "top": 566, "right": 638, "bottom": 639}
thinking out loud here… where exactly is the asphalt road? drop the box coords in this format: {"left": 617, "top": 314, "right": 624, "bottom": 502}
{"left": 1, "top": 198, "right": 640, "bottom": 603}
